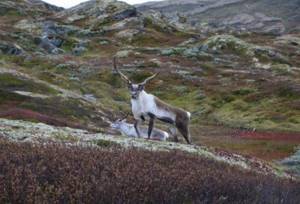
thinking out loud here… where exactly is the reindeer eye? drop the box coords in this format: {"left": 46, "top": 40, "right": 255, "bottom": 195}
{"left": 138, "top": 85, "right": 144, "bottom": 90}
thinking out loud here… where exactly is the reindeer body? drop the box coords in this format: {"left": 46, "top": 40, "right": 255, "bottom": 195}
{"left": 131, "top": 91, "right": 175, "bottom": 123}
{"left": 113, "top": 57, "right": 191, "bottom": 144}
{"left": 132, "top": 90, "right": 191, "bottom": 144}
{"left": 111, "top": 118, "right": 169, "bottom": 141}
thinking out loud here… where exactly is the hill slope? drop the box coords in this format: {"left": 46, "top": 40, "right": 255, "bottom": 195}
{"left": 0, "top": 0, "right": 300, "bottom": 177}
{"left": 137, "top": 0, "right": 300, "bottom": 34}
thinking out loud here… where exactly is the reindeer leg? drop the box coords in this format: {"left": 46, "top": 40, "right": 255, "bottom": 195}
{"left": 147, "top": 113, "right": 156, "bottom": 139}
{"left": 134, "top": 120, "right": 141, "bottom": 138}
{"left": 176, "top": 120, "right": 191, "bottom": 144}
{"left": 169, "top": 126, "right": 178, "bottom": 142}
{"left": 148, "top": 117, "right": 155, "bottom": 139}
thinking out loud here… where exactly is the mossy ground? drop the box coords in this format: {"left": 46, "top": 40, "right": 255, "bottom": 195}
{"left": 0, "top": 7, "right": 299, "bottom": 164}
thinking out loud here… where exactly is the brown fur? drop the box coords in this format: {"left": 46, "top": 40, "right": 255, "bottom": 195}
{"left": 155, "top": 97, "right": 191, "bottom": 144}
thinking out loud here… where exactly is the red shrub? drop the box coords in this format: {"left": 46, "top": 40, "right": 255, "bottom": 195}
{"left": 0, "top": 139, "right": 299, "bottom": 204}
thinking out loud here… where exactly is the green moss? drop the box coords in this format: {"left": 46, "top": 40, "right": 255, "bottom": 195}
{"left": 0, "top": 90, "right": 27, "bottom": 104}
{"left": 93, "top": 19, "right": 113, "bottom": 30}
{"left": 131, "top": 34, "right": 162, "bottom": 47}
{"left": 130, "top": 72, "right": 155, "bottom": 83}
{"left": 143, "top": 17, "right": 166, "bottom": 33}
{"left": 53, "top": 133, "right": 79, "bottom": 142}
{"left": 162, "top": 89, "right": 204, "bottom": 113}
{"left": 61, "top": 38, "right": 78, "bottom": 52}
{"left": 200, "top": 63, "right": 214, "bottom": 70}
{"left": 138, "top": 61, "right": 160, "bottom": 69}
{"left": 277, "top": 86, "right": 300, "bottom": 99}
{"left": 232, "top": 88, "right": 256, "bottom": 96}
{"left": 94, "top": 139, "right": 120, "bottom": 148}
{"left": 99, "top": 71, "right": 123, "bottom": 87}
{"left": 105, "top": 4, "right": 119, "bottom": 13}
{"left": 207, "top": 95, "right": 300, "bottom": 132}
{"left": 0, "top": 73, "right": 58, "bottom": 95}
{"left": 5, "top": 9, "right": 23, "bottom": 16}
{"left": 271, "top": 64, "right": 291, "bottom": 75}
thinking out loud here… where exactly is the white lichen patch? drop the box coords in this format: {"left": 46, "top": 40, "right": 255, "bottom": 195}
{"left": 13, "top": 91, "right": 50, "bottom": 99}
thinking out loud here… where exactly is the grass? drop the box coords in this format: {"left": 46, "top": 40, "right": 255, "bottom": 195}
{"left": 53, "top": 133, "right": 79, "bottom": 142}
{"left": 200, "top": 136, "right": 298, "bottom": 161}
{"left": 0, "top": 73, "right": 58, "bottom": 95}
{"left": 0, "top": 89, "right": 27, "bottom": 104}
{"left": 94, "top": 139, "right": 120, "bottom": 148}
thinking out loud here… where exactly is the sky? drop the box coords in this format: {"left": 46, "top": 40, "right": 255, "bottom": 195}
{"left": 42, "top": 0, "right": 161, "bottom": 8}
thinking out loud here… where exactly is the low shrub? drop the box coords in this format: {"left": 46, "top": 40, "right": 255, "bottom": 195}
{"left": 0, "top": 139, "right": 299, "bottom": 204}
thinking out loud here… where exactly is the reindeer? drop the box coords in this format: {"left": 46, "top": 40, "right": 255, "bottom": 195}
{"left": 113, "top": 57, "right": 191, "bottom": 144}
{"left": 110, "top": 114, "right": 169, "bottom": 141}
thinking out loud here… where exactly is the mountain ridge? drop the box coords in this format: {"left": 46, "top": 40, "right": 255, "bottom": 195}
{"left": 137, "top": 0, "right": 300, "bottom": 35}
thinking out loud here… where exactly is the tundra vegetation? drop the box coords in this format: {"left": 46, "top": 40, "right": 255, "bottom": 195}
{"left": 0, "top": 139, "right": 300, "bottom": 204}
{"left": 0, "top": 0, "right": 300, "bottom": 202}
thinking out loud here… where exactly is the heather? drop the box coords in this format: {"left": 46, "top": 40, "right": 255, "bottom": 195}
{"left": 0, "top": 139, "right": 299, "bottom": 204}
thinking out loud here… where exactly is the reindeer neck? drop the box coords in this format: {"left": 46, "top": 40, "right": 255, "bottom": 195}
{"left": 131, "top": 90, "right": 150, "bottom": 101}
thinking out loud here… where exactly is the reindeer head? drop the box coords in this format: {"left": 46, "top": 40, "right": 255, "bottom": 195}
{"left": 110, "top": 113, "right": 129, "bottom": 129}
{"left": 113, "top": 57, "right": 158, "bottom": 99}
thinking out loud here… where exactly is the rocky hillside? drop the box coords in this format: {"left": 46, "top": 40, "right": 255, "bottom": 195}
{"left": 137, "top": 0, "right": 300, "bottom": 35}
{"left": 0, "top": 0, "right": 300, "bottom": 177}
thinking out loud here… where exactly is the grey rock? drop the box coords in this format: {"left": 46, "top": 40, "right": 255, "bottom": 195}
{"left": 99, "top": 39, "right": 110, "bottom": 45}
{"left": 38, "top": 36, "right": 61, "bottom": 54}
{"left": 0, "top": 41, "right": 23, "bottom": 55}
{"left": 77, "top": 29, "right": 105, "bottom": 37}
{"left": 183, "top": 47, "right": 200, "bottom": 57}
{"left": 72, "top": 40, "right": 89, "bottom": 56}
{"left": 281, "top": 148, "right": 300, "bottom": 176}
{"left": 35, "top": 21, "right": 82, "bottom": 54}
{"left": 72, "top": 46, "right": 86, "bottom": 56}
{"left": 112, "top": 6, "right": 137, "bottom": 21}
{"left": 115, "top": 29, "right": 139, "bottom": 41}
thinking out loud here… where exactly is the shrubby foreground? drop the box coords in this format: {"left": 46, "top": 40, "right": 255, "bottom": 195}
{"left": 0, "top": 139, "right": 299, "bottom": 204}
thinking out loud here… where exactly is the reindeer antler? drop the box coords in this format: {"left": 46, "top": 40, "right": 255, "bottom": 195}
{"left": 113, "top": 57, "right": 131, "bottom": 84}
{"left": 141, "top": 73, "right": 159, "bottom": 85}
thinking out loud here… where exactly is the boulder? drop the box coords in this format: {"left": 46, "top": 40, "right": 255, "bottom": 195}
{"left": 275, "top": 35, "right": 300, "bottom": 53}
{"left": 0, "top": 41, "right": 23, "bottom": 55}
{"left": 72, "top": 41, "right": 89, "bottom": 56}
{"left": 281, "top": 148, "right": 300, "bottom": 176}
{"left": 14, "top": 19, "right": 42, "bottom": 34}
{"left": 116, "top": 50, "right": 132, "bottom": 58}
{"left": 112, "top": 7, "right": 137, "bottom": 21}
{"left": 115, "top": 29, "right": 140, "bottom": 41}
{"left": 72, "top": 46, "right": 86, "bottom": 56}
